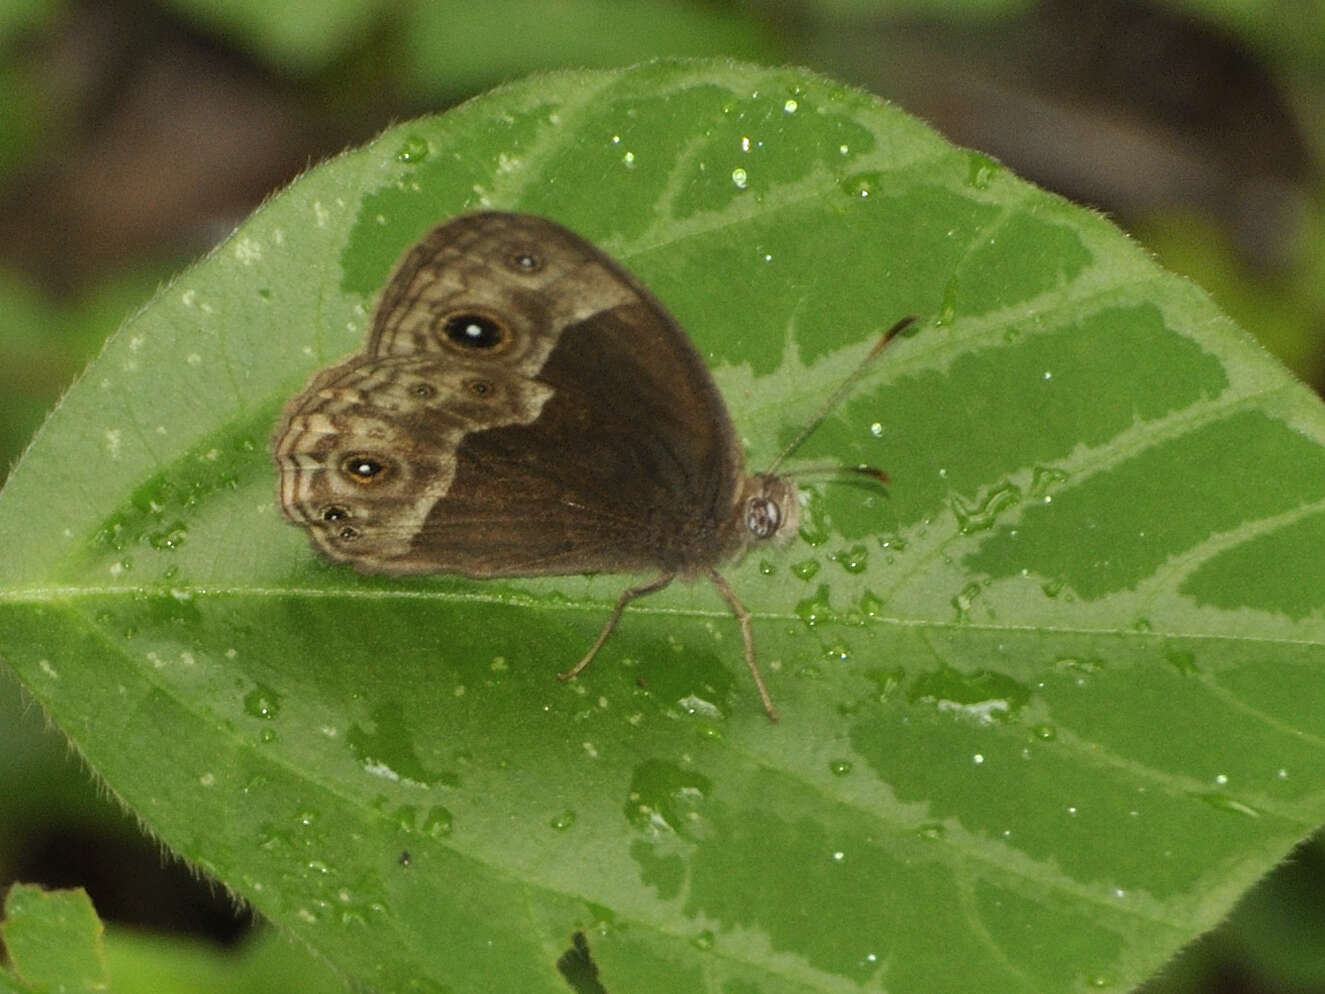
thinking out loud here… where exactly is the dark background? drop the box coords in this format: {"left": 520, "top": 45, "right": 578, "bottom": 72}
{"left": 2, "top": 1, "right": 1323, "bottom": 990}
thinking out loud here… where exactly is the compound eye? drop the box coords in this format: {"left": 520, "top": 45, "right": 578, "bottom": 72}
{"left": 744, "top": 496, "right": 782, "bottom": 539}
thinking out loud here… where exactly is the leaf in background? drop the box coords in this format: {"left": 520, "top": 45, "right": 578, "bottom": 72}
{"left": 1, "top": 60, "right": 1324, "bottom": 993}
{"left": 0, "top": 885, "right": 107, "bottom": 993}
{"left": 157, "top": 0, "right": 393, "bottom": 73}
{"left": 403, "top": 0, "right": 785, "bottom": 97}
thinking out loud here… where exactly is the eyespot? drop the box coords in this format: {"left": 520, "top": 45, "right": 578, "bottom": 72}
{"left": 507, "top": 249, "right": 542, "bottom": 273}
{"left": 465, "top": 377, "right": 494, "bottom": 397}
{"left": 411, "top": 382, "right": 435, "bottom": 399}
{"left": 340, "top": 454, "right": 389, "bottom": 484}
{"left": 744, "top": 496, "right": 781, "bottom": 539}
{"left": 322, "top": 506, "right": 349, "bottom": 522}
{"left": 442, "top": 312, "right": 505, "bottom": 349}
{"left": 337, "top": 525, "right": 360, "bottom": 541}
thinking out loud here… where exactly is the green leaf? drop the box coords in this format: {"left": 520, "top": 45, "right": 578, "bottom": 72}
{"left": 1, "top": 60, "right": 1324, "bottom": 993}
{"left": 1, "top": 885, "right": 108, "bottom": 993}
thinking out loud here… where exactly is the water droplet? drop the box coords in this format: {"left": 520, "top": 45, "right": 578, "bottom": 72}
{"left": 869, "top": 421, "right": 883, "bottom": 437}
{"left": 858, "top": 590, "right": 884, "bottom": 618}
{"left": 1029, "top": 465, "right": 1070, "bottom": 497}
{"left": 622, "top": 150, "right": 636, "bottom": 168}
{"left": 937, "top": 276, "right": 959, "bottom": 326}
{"left": 830, "top": 544, "right": 868, "bottom": 574}
{"left": 758, "top": 560, "right": 776, "bottom": 576}
{"left": 626, "top": 760, "right": 712, "bottom": 836}
{"left": 549, "top": 810, "right": 577, "bottom": 831}
{"left": 1041, "top": 577, "right": 1065, "bottom": 598}
{"left": 395, "top": 136, "right": 430, "bottom": 163}
{"left": 911, "top": 664, "right": 1030, "bottom": 724}
{"left": 691, "top": 929, "right": 715, "bottom": 951}
{"left": 829, "top": 759, "right": 852, "bottom": 776}
{"left": 244, "top": 684, "right": 282, "bottom": 720}
{"left": 951, "top": 581, "right": 983, "bottom": 622}
{"left": 730, "top": 167, "right": 748, "bottom": 189}
{"left": 1198, "top": 792, "right": 1261, "bottom": 818}
{"left": 864, "top": 666, "right": 904, "bottom": 702}
{"left": 794, "top": 585, "right": 836, "bottom": 628}
{"left": 966, "top": 152, "right": 1001, "bottom": 189}
{"left": 951, "top": 483, "right": 1021, "bottom": 535}
{"left": 791, "top": 558, "right": 821, "bottom": 580}
{"left": 1031, "top": 723, "right": 1056, "bottom": 741}
{"left": 678, "top": 694, "right": 722, "bottom": 719}
{"left": 797, "top": 493, "right": 832, "bottom": 546}
{"left": 783, "top": 98, "right": 798, "bottom": 113}
{"left": 839, "top": 170, "right": 881, "bottom": 199}
{"left": 146, "top": 522, "right": 189, "bottom": 550}
{"left": 822, "top": 641, "right": 850, "bottom": 662}
{"left": 917, "top": 822, "right": 945, "bottom": 840}
{"left": 422, "top": 805, "right": 454, "bottom": 838}
{"left": 1165, "top": 650, "right": 1198, "bottom": 675}
{"left": 1055, "top": 656, "right": 1104, "bottom": 674}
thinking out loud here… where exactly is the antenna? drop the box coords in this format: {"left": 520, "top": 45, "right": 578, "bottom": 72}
{"left": 763, "top": 314, "right": 917, "bottom": 477}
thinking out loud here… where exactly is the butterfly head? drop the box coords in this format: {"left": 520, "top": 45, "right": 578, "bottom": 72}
{"left": 738, "top": 473, "right": 799, "bottom": 546}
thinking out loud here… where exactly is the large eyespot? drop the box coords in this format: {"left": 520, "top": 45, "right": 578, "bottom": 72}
{"left": 322, "top": 505, "right": 349, "bottom": 522}
{"left": 340, "top": 454, "right": 390, "bottom": 484}
{"left": 744, "top": 495, "right": 782, "bottom": 539}
{"left": 507, "top": 248, "right": 542, "bottom": 273}
{"left": 442, "top": 312, "right": 505, "bottom": 349}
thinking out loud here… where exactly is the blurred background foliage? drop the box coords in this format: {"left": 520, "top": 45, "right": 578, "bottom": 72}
{"left": 0, "top": 0, "right": 1322, "bottom": 990}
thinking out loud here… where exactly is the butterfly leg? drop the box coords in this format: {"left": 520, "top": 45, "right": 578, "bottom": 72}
{"left": 559, "top": 572, "right": 676, "bottom": 683}
{"left": 705, "top": 568, "right": 779, "bottom": 722}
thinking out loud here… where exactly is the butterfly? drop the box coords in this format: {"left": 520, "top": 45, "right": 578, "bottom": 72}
{"left": 273, "top": 212, "right": 911, "bottom": 719}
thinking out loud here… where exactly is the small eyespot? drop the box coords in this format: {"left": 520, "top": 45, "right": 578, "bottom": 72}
{"left": 744, "top": 496, "right": 782, "bottom": 539}
{"left": 443, "top": 312, "right": 505, "bottom": 349}
{"left": 341, "top": 455, "right": 388, "bottom": 484}
{"left": 508, "top": 249, "right": 542, "bottom": 272}
{"left": 411, "top": 382, "right": 435, "bottom": 399}
{"left": 465, "top": 378, "right": 494, "bottom": 397}
{"left": 338, "top": 525, "right": 360, "bottom": 541}
{"left": 322, "top": 506, "right": 349, "bottom": 522}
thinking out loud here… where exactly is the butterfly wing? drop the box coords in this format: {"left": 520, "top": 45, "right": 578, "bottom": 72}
{"left": 275, "top": 212, "right": 747, "bottom": 578}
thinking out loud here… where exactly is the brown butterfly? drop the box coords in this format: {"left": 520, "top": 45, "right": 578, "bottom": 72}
{"left": 273, "top": 212, "right": 911, "bottom": 720}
